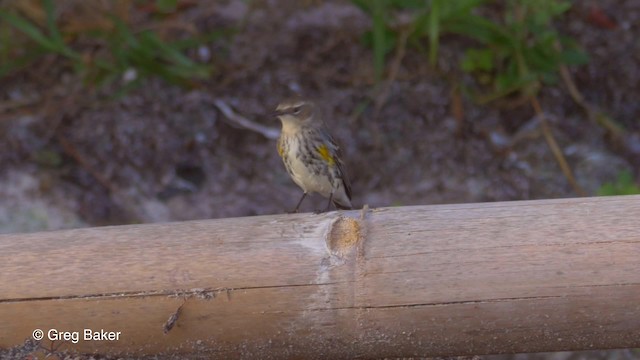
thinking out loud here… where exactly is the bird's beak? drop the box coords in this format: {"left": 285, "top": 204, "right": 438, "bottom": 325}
{"left": 272, "top": 109, "right": 291, "bottom": 118}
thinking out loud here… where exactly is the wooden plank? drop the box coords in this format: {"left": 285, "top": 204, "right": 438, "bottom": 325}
{"left": 1, "top": 195, "right": 639, "bottom": 358}
{"left": 2, "top": 285, "right": 638, "bottom": 357}
{"left": 0, "top": 213, "right": 336, "bottom": 299}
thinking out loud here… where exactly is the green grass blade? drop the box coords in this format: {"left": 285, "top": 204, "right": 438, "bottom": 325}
{"left": 0, "top": 4, "right": 81, "bottom": 61}
{"left": 141, "top": 32, "right": 195, "bottom": 67}
{"left": 429, "top": 0, "right": 441, "bottom": 66}
{"left": 0, "top": 12, "right": 57, "bottom": 51}
{"left": 43, "top": 0, "right": 63, "bottom": 46}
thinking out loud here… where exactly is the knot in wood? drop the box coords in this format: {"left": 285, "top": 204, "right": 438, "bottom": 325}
{"left": 326, "top": 216, "right": 361, "bottom": 258}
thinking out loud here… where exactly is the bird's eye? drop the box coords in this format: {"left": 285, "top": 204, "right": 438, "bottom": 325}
{"left": 293, "top": 106, "right": 302, "bottom": 114}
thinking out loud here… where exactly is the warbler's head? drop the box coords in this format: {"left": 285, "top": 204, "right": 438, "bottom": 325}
{"left": 274, "top": 97, "right": 316, "bottom": 130}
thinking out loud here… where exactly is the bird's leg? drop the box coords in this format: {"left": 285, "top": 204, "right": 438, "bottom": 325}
{"left": 291, "top": 192, "right": 307, "bottom": 213}
{"left": 324, "top": 192, "right": 334, "bottom": 212}
{"left": 314, "top": 193, "right": 333, "bottom": 214}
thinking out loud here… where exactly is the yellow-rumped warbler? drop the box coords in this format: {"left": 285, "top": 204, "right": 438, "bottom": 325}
{"left": 274, "top": 97, "right": 352, "bottom": 213}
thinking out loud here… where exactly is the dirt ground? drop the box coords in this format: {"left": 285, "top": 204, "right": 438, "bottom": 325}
{"left": 1, "top": 0, "right": 639, "bottom": 359}
{"left": 1, "top": 0, "right": 639, "bottom": 227}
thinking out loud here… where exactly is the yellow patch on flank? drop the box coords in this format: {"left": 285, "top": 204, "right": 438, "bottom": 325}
{"left": 277, "top": 141, "right": 283, "bottom": 157}
{"left": 317, "top": 145, "right": 335, "bottom": 165}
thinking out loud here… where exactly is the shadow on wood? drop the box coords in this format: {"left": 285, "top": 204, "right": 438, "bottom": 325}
{"left": 1, "top": 196, "right": 639, "bottom": 358}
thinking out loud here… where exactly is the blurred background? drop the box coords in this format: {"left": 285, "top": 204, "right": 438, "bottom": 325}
{"left": 0, "top": 0, "right": 638, "bottom": 359}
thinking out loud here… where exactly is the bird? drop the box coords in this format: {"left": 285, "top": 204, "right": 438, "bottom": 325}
{"left": 274, "top": 97, "right": 352, "bottom": 213}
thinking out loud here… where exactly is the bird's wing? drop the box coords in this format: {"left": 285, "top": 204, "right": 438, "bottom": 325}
{"left": 319, "top": 128, "right": 352, "bottom": 201}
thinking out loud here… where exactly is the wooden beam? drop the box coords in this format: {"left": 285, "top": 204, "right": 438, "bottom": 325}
{"left": 1, "top": 196, "right": 639, "bottom": 358}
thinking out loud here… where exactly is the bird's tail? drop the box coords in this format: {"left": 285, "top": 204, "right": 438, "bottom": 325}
{"left": 333, "top": 199, "right": 352, "bottom": 210}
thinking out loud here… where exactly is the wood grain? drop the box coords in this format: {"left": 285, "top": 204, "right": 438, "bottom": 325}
{"left": 1, "top": 196, "right": 639, "bottom": 358}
